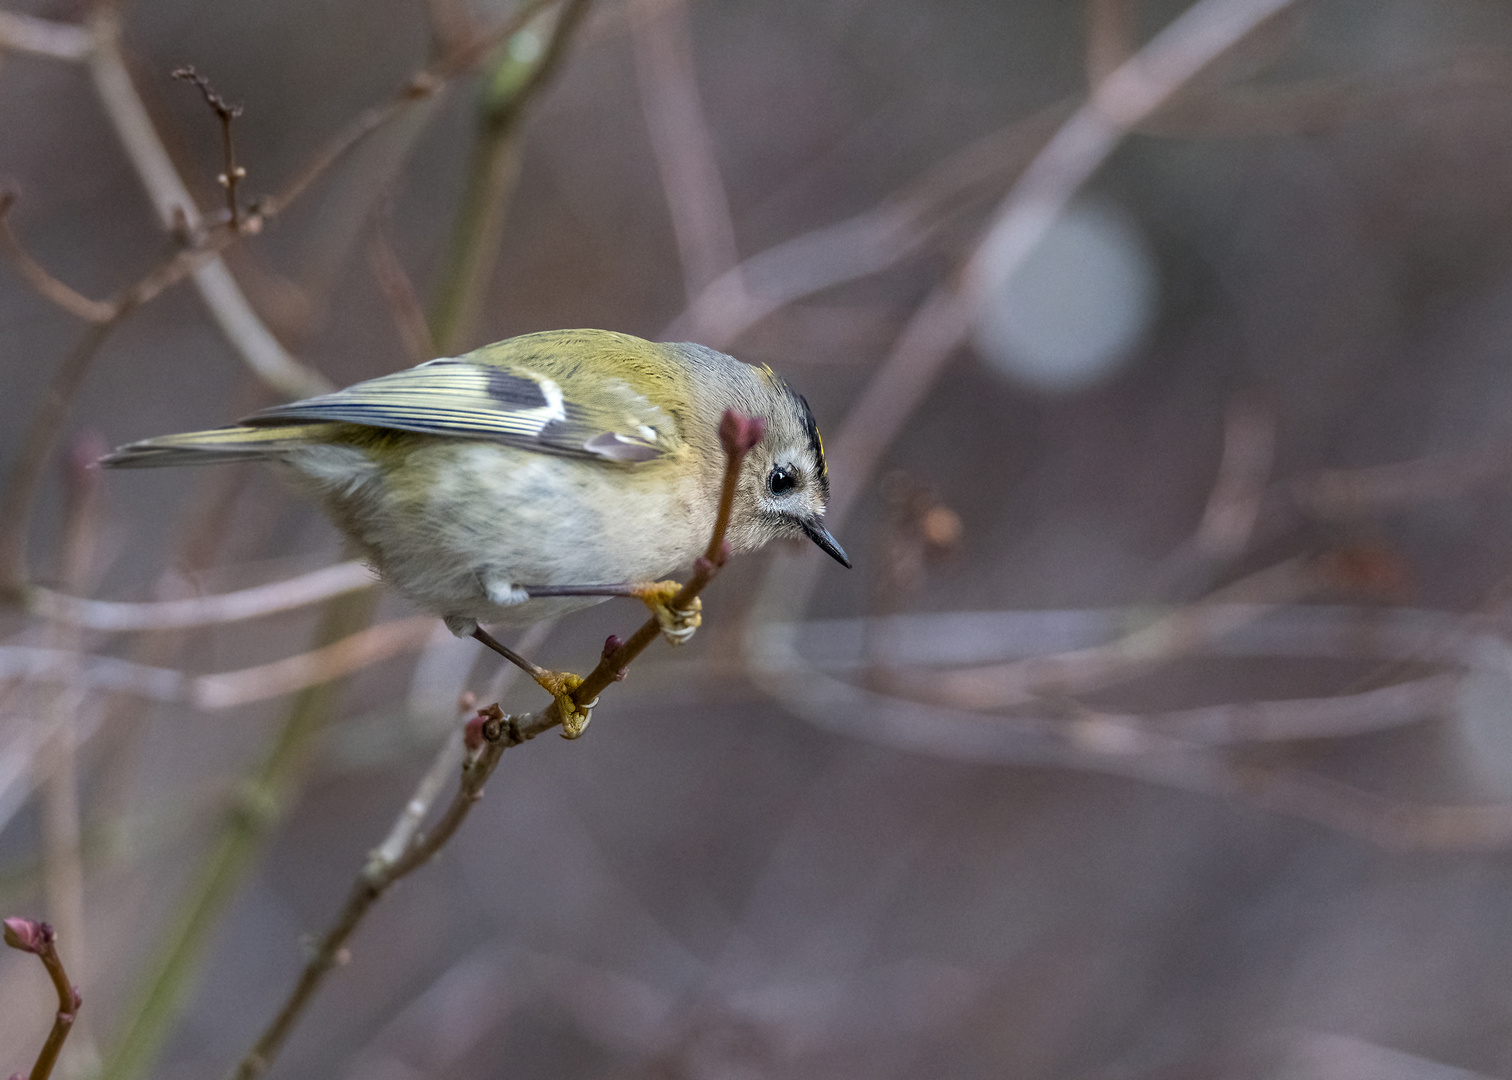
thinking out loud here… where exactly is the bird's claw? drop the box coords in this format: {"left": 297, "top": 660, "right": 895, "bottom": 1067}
{"left": 634, "top": 580, "right": 702, "bottom": 645}
{"left": 535, "top": 669, "right": 595, "bottom": 739}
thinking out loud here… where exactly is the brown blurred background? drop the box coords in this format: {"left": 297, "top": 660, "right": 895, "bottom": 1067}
{"left": 6, "top": 0, "right": 1512, "bottom": 1077}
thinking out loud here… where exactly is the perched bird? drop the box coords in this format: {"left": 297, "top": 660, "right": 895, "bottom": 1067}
{"left": 103, "top": 329, "right": 849, "bottom": 723}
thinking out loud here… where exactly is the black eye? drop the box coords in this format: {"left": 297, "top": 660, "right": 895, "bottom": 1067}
{"left": 768, "top": 465, "right": 798, "bottom": 496}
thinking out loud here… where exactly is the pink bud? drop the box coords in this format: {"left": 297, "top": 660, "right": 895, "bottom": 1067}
{"left": 463, "top": 713, "right": 486, "bottom": 752}
{"left": 3, "top": 917, "right": 45, "bottom": 954}
{"left": 718, "top": 410, "right": 765, "bottom": 456}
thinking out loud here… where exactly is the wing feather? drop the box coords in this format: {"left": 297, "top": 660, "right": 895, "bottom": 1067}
{"left": 242, "top": 358, "right": 674, "bottom": 462}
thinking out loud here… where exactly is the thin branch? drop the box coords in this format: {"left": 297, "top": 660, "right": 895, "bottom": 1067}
{"left": 0, "top": 10, "right": 90, "bottom": 61}
{"left": 24, "top": 559, "right": 374, "bottom": 632}
{"left": 172, "top": 66, "right": 247, "bottom": 230}
{"left": 0, "top": 195, "right": 115, "bottom": 322}
{"left": 264, "top": 0, "right": 563, "bottom": 218}
{"left": 104, "top": 589, "right": 379, "bottom": 1080}
{"left": 862, "top": 559, "right": 1319, "bottom": 709}
{"left": 229, "top": 417, "right": 764, "bottom": 1075}
{"left": 668, "top": 100, "right": 1074, "bottom": 348}
{"left": 1085, "top": 0, "right": 1137, "bottom": 87}
{"left": 226, "top": 703, "right": 537, "bottom": 1080}
{"left": 0, "top": 321, "right": 118, "bottom": 590}
{"left": 1291, "top": 443, "right": 1512, "bottom": 520}
{"left": 193, "top": 616, "right": 436, "bottom": 709}
{"left": 365, "top": 226, "right": 436, "bottom": 364}
{"left": 34, "top": 438, "right": 102, "bottom": 1068}
{"left": 1194, "top": 395, "right": 1275, "bottom": 560}
{"left": 3, "top": 919, "right": 82, "bottom": 1080}
{"left": 85, "top": 10, "right": 328, "bottom": 399}
{"left": 570, "top": 411, "right": 764, "bottom": 714}
{"left": 631, "top": 0, "right": 742, "bottom": 301}
{"left": 429, "top": 0, "right": 595, "bottom": 352}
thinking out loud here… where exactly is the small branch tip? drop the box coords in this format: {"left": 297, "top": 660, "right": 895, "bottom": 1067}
{"left": 3, "top": 917, "right": 46, "bottom": 953}
{"left": 718, "top": 409, "right": 765, "bottom": 456}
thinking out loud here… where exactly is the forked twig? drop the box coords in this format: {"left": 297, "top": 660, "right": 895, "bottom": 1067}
{"left": 4, "top": 918, "right": 82, "bottom": 1080}
{"left": 172, "top": 66, "right": 247, "bottom": 230}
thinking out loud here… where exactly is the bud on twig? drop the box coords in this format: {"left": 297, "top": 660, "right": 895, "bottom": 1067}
{"left": 3, "top": 917, "right": 46, "bottom": 954}
{"left": 718, "top": 410, "right": 765, "bottom": 457}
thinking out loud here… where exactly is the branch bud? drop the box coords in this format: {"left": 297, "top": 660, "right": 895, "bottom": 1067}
{"left": 718, "top": 410, "right": 765, "bottom": 457}
{"left": 3, "top": 917, "right": 47, "bottom": 954}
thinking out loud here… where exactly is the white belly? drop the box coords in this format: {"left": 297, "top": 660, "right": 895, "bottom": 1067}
{"left": 283, "top": 440, "right": 709, "bottom": 630}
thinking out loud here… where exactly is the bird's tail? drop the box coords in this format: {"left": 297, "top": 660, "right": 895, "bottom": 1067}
{"left": 100, "top": 423, "right": 330, "bottom": 468}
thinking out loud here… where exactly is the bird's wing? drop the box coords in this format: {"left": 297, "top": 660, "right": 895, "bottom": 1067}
{"left": 242, "top": 358, "right": 678, "bottom": 462}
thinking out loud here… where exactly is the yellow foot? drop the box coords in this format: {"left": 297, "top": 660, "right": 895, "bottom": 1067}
{"left": 535, "top": 669, "right": 596, "bottom": 739}
{"left": 634, "top": 580, "right": 703, "bottom": 646}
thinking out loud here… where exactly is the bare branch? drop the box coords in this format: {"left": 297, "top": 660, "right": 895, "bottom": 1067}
{"left": 192, "top": 616, "right": 436, "bottom": 709}
{"left": 86, "top": 9, "right": 329, "bottom": 400}
{"left": 24, "top": 560, "right": 374, "bottom": 632}
{"left": 0, "top": 195, "right": 115, "bottom": 322}
{"left": 365, "top": 227, "right": 436, "bottom": 364}
{"left": 883, "top": 559, "right": 1321, "bottom": 710}
{"left": 1194, "top": 396, "right": 1275, "bottom": 560}
{"left": 3, "top": 919, "right": 82, "bottom": 1080}
{"left": 172, "top": 66, "right": 247, "bottom": 230}
{"left": 1085, "top": 0, "right": 1137, "bottom": 88}
{"left": 263, "top": 0, "right": 563, "bottom": 218}
{"left": 1291, "top": 443, "right": 1512, "bottom": 520}
{"left": 0, "top": 10, "right": 90, "bottom": 61}
{"left": 631, "top": 0, "right": 742, "bottom": 301}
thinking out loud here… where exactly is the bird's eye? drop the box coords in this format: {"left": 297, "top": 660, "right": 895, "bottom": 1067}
{"left": 768, "top": 465, "right": 798, "bottom": 496}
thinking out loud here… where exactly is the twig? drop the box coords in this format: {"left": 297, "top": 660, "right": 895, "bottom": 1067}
{"left": 172, "top": 66, "right": 247, "bottom": 230}
{"left": 193, "top": 616, "right": 436, "bottom": 709}
{"left": 0, "top": 195, "right": 115, "bottom": 321}
{"left": 570, "top": 410, "right": 765, "bottom": 713}
{"left": 667, "top": 100, "right": 1073, "bottom": 348}
{"left": 0, "top": 10, "right": 90, "bottom": 61}
{"left": 1291, "top": 443, "right": 1512, "bottom": 520}
{"left": 104, "top": 590, "right": 379, "bottom": 1080}
{"left": 1085, "top": 0, "right": 1137, "bottom": 87}
{"left": 631, "top": 0, "right": 742, "bottom": 301}
{"left": 1194, "top": 396, "right": 1275, "bottom": 560}
{"left": 24, "top": 559, "right": 374, "bottom": 632}
{"left": 0, "top": 617, "right": 434, "bottom": 709}
{"left": 263, "top": 0, "right": 562, "bottom": 217}
{"left": 229, "top": 418, "right": 762, "bottom": 1075}
{"left": 3, "top": 918, "right": 82, "bottom": 1080}
{"left": 86, "top": 9, "right": 329, "bottom": 400}
{"left": 226, "top": 702, "right": 535, "bottom": 1080}
{"left": 0, "top": 320, "right": 118, "bottom": 590}
{"left": 34, "top": 438, "right": 103, "bottom": 1070}
{"left": 429, "top": 0, "right": 595, "bottom": 351}
{"left": 365, "top": 226, "right": 436, "bottom": 364}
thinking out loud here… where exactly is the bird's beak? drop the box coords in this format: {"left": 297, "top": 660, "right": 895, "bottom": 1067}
{"left": 799, "top": 517, "right": 852, "bottom": 568}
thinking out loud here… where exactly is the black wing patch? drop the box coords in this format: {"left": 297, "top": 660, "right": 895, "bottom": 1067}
{"left": 240, "top": 359, "right": 669, "bottom": 462}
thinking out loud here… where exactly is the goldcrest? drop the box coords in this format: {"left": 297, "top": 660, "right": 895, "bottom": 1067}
{"left": 103, "top": 329, "right": 850, "bottom": 637}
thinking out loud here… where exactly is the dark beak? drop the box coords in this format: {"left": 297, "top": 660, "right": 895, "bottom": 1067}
{"left": 798, "top": 517, "right": 852, "bottom": 568}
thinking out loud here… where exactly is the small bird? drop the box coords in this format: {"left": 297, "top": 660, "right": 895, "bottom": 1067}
{"left": 104, "top": 329, "right": 849, "bottom": 723}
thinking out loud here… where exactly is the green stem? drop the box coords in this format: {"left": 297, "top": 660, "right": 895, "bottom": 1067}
{"left": 428, "top": 0, "right": 594, "bottom": 353}
{"left": 103, "top": 589, "right": 378, "bottom": 1080}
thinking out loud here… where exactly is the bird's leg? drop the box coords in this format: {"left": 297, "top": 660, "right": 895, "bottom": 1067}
{"left": 521, "top": 582, "right": 702, "bottom": 645}
{"left": 469, "top": 625, "right": 596, "bottom": 738}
